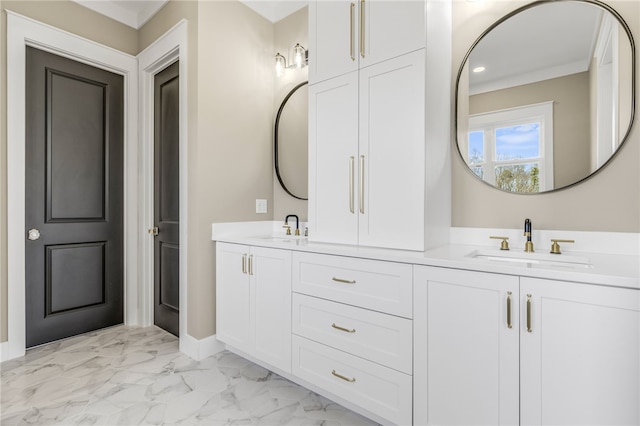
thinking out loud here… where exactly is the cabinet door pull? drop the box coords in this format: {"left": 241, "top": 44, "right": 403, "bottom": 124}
{"left": 526, "top": 294, "right": 532, "bottom": 333}
{"left": 359, "top": 0, "right": 365, "bottom": 58}
{"left": 332, "top": 277, "right": 356, "bottom": 284}
{"left": 506, "top": 291, "right": 513, "bottom": 329}
{"left": 332, "top": 369, "right": 356, "bottom": 383}
{"left": 349, "top": 156, "right": 355, "bottom": 213}
{"left": 248, "top": 255, "right": 254, "bottom": 276}
{"left": 359, "top": 155, "right": 365, "bottom": 214}
{"left": 242, "top": 254, "right": 247, "bottom": 274}
{"left": 332, "top": 323, "right": 356, "bottom": 333}
{"left": 350, "top": 3, "right": 356, "bottom": 61}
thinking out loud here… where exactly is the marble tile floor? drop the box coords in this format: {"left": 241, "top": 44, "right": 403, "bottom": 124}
{"left": 0, "top": 325, "right": 379, "bottom": 425}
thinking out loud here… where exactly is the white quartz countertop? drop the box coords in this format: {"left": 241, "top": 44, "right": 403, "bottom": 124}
{"left": 212, "top": 230, "right": 639, "bottom": 291}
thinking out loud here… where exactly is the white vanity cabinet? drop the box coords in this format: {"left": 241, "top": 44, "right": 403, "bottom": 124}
{"left": 308, "top": 0, "right": 426, "bottom": 84}
{"left": 291, "top": 251, "right": 413, "bottom": 425}
{"left": 309, "top": 49, "right": 426, "bottom": 251}
{"left": 413, "top": 266, "right": 520, "bottom": 425}
{"left": 520, "top": 277, "right": 640, "bottom": 425}
{"left": 215, "top": 242, "right": 292, "bottom": 373}
{"left": 414, "top": 266, "right": 640, "bottom": 425}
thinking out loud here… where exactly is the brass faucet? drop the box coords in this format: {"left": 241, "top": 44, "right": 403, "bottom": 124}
{"left": 524, "top": 218, "right": 534, "bottom": 252}
{"left": 284, "top": 214, "right": 300, "bottom": 236}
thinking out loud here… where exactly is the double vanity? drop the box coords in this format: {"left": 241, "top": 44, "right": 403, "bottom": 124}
{"left": 213, "top": 223, "right": 640, "bottom": 425}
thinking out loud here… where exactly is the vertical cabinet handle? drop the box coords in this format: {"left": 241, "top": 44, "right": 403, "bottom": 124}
{"left": 506, "top": 291, "right": 513, "bottom": 329}
{"left": 359, "top": 0, "right": 365, "bottom": 58}
{"left": 526, "top": 294, "right": 532, "bottom": 333}
{"left": 349, "top": 3, "right": 356, "bottom": 61}
{"left": 349, "top": 156, "right": 355, "bottom": 213}
{"left": 359, "top": 155, "right": 365, "bottom": 214}
{"left": 248, "top": 255, "right": 254, "bottom": 276}
{"left": 242, "top": 254, "right": 247, "bottom": 274}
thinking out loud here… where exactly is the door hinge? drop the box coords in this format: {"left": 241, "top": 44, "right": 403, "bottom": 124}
{"left": 148, "top": 227, "right": 159, "bottom": 236}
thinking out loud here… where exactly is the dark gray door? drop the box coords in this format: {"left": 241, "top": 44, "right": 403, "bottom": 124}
{"left": 153, "top": 61, "right": 179, "bottom": 336}
{"left": 25, "top": 47, "right": 124, "bottom": 348}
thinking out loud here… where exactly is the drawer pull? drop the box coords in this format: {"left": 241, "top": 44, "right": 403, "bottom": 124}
{"left": 331, "top": 369, "right": 356, "bottom": 383}
{"left": 332, "top": 323, "right": 356, "bottom": 333}
{"left": 332, "top": 277, "right": 356, "bottom": 284}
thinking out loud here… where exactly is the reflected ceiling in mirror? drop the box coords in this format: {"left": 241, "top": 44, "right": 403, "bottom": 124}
{"left": 455, "top": 0, "right": 635, "bottom": 194}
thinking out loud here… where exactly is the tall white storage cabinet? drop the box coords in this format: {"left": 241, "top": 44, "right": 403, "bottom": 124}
{"left": 216, "top": 243, "right": 293, "bottom": 373}
{"left": 308, "top": 0, "right": 451, "bottom": 251}
{"left": 309, "top": 0, "right": 427, "bottom": 84}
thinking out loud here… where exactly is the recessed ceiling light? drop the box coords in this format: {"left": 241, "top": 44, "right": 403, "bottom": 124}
{"left": 473, "top": 66, "right": 486, "bottom": 73}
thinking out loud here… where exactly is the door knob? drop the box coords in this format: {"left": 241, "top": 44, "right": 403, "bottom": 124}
{"left": 27, "top": 228, "right": 41, "bottom": 241}
{"left": 148, "top": 227, "right": 159, "bottom": 236}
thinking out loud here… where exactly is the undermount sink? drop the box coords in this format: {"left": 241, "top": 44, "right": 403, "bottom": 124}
{"left": 259, "top": 236, "right": 307, "bottom": 243}
{"left": 467, "top": 249, "right": 593, "bottom": 269}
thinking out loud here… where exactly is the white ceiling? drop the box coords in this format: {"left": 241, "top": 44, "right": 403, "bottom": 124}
{"left": 72, "top": 0, "right": 307, "bottom": 29}
{"left": 240, "top": 0, "right": 307, "bottom": 23}
{"left": 72, "top": 0, "right": 169, "bottom": 29}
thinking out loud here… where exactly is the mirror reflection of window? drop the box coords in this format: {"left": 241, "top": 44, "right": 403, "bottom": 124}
{"left": 455, "top": 0, "right": 635, "bottom": 193}
{"left": 468, "top": 102, "right": 553, "bottom": 193}
{"left": 468, "top": 130, "right": 485, "bottom": 179}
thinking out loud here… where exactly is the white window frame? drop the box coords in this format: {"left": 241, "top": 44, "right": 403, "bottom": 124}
{"left": 468, "top": 101, "right": 554, "bottom": 192}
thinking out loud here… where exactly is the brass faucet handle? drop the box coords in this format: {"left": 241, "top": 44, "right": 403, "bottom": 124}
{"left": 489, "top": 236, "right": 510, "bottom": 250}
{"left": 550, "top": 239, "right": 575, "bottom": 254}
{"left": 282, "top": 225, "right": 292, "bottom": 235}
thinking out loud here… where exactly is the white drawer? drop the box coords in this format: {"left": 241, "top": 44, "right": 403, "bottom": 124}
{"left": 292, "top": 252, "right": 412, "bottom": 318}
{"left": 292, "top": 293, "right": 412, "bottom": 374}
{"left": 292, "top": 335, "right": 412, "bottom": 426}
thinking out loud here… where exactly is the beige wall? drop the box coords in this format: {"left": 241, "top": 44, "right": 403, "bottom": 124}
{"left": 0, "top": 0, "right": 138, "bottom": 344}
{"left": 273, "top": 7, "right": 309, "bottom": 222}
{"left": 191, "top": 1, "right": 274, "bottom": 338}
{"left": 452, "top": 0, "right": 639, "bottom": 232}
{"left": 469, "top": 72, "right": 591, "bottom": 189}
{"left": 141, "top": 1, "right": 275, "bottom": 339}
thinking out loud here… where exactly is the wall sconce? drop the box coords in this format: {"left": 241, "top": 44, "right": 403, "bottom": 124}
{"left": 275, "top": 43, "right": 308, "bottom": 77}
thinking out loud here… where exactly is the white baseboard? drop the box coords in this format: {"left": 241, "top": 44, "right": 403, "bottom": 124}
{"left": 180, "top": 333, "right": 226, "bottom": 361}
{"left": 0, "top": 340, "right": 25, "bottom": 362}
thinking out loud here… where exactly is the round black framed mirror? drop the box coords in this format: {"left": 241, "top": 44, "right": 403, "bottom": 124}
{"left": 275, "top": 81, "right": 308, "bottom": 200}
{"left": 455, "top": 0, "right": 635, "bottom": 194}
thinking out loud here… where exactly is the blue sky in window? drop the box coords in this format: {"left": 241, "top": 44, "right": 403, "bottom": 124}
{"left": 495, "top": 123, "right": 540, "bottom": 159}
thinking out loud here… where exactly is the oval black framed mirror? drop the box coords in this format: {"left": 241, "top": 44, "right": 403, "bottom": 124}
{"left": 455, "top": 0, "right": 635, "bottom": 194}
{"left": 275, "top": 81, "right": 308, "bottom": 200}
